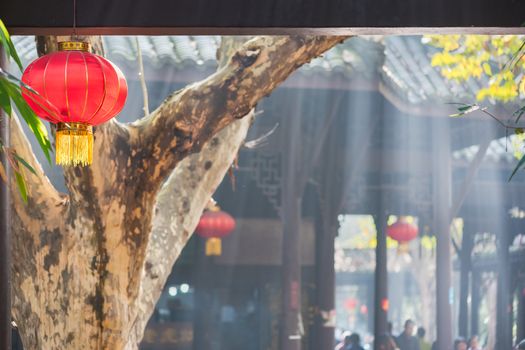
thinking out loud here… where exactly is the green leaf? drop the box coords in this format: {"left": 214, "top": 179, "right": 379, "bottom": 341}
{"left": 502, "top": 39, "right": 525, "bottom": 73}
{"left": 0, "top": 77, "right": 53, "bottom": 164}
{"left": 14, "top": 170, "right": 27, "bottom": 203}
{"left": 12, "top": 153, "right": 36, "bottom": 175}
{"left": 509, "top": 154, "right": 525, "bottom": 181}
{"left": 449, "top": 104, "right": 480, "bottom": 117}
{"left": 0, "top": 84, "right": 11, "bottom": 116}
{"left": 0, "top": 19, "right": 23, "bottom": 72}
{"left": 482, "top": 63, "right": 492, "bottom": 76}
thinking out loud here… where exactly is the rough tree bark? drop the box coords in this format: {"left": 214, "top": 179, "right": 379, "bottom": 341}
{"left": 10, "top": 34, "right": 347, "bottom": 349}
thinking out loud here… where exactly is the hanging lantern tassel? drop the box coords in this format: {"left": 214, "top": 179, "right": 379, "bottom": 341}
{"left": 55, "top": 123, "right": 94, "bottom": 166}
{"left": 205, "top": 237, "right": 222, "bottom": 256}
{"left": 21, "top": 41, "right": 128, "bottom": 167}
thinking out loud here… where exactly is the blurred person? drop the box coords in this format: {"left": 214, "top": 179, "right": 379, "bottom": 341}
{"left": 349, "top": 332, "right": 365, "bottom": 350}
{"left": 336, "top": 331, "right": 352, "bottom": 350}
{"left": 387, "top": 321, "right": 394, "bottom": 336}
{"left": 468, "top": 335, "right": 481, "bottom": 350}
{"left": 376, "top": 334, "right": 399, "bottom": 350}
{"left": 454, "top": 337, "right": 468, "bottom": 350}
{"left": 417, "top": 327, "right": 431, "bottom": 350}
{"left": 396, "top": 319, "right": 420, "bottom": 350}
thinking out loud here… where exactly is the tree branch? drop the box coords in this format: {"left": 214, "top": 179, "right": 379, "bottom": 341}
{"left": 133, "top": 35, "right": 348, "bottom": 189}
{"left": 131, "top": 114, "right": 253, "bottom": 345}
{"left": 130, "top": 36, "right": 255, "bottom": 347}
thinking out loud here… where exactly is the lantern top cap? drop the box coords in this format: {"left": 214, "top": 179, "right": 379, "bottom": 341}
{"left": 58, "top": 41, "right": 90, "bottom": 52}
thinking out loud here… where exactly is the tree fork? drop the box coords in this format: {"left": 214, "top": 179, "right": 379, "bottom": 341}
{"left": 10, "top": 35, "right": 348, "bottom": 349}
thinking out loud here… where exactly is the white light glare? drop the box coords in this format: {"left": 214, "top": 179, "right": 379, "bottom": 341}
{"left": 180, "top": 283, "right": 190, "bottom": 293}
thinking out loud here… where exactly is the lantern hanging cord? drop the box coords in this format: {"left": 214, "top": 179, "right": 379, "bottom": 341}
{"left": 72, "top": 0, "right": 77, "bottom": 38}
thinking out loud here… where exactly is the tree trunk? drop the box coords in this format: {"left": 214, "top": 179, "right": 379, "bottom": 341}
{"left": 9, "top": 35, "right": 347, "bottom": 349}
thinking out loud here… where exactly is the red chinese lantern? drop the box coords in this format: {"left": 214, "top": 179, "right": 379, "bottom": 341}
{"left": 196, "top": 208, "right": 236, "bottom": 256}
{"left": 344, "top": 298, "right": 358, "bottom": 311}
{"left": 387, "top": 217, "right": 418, "bottom": 243}
{"left": 21, "top": 41, "right": 127, "bottom": 166}
{"left": 359, "top": 305, "right": 368, "bottom": 315}
{"left": 381, "top": 298, "right": 389, "bottom": 312}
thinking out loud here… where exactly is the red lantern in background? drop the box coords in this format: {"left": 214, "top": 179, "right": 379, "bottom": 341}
{"left": 387, "top": 217, "right": 418, "bottom": 243}
{"left": 344, "top": 298, "right": 358, "bottom": 312}
{"left": 359, "top": 305, "right": 368, "bottom": 315}
{"left": 21, "top": 41, "right": 127, "bottom": 166}
{"left": 196, "top": 208, "right": 236, "bottom": 256}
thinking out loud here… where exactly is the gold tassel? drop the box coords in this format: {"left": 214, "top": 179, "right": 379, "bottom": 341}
{"left": 205, "top": 238, "right": 222, "bottom": 256}
{"left": 55, "top": 122, "right": 93, "bottom": 166}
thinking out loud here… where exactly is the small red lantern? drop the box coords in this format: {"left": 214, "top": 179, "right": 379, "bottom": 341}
{"left": 387, "top": 217, "right": 418, "bottom": 243}
{"left": 360, "top": 305, "right": 368, "bottom": 315}
{"left": 21, "top": 41, "right": 127, "bottom": 166}
{"left": 196, "top": 208, "right": 236, "bottom": 256}
{"left": 381, "top": 298, "right": 389, "bottom": 312}
{"left": 344, "top": 298, "right": 358, "bottom": 311}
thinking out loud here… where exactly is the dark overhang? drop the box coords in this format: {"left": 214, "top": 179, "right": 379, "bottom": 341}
{"left": 2, "top": 0, "right": 525, "bottom": 35}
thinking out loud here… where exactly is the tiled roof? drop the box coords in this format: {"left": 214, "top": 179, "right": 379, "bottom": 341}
{"left": 11, "top": 35, "right": 499, "bottom": 106}
{"left": 453, "top": 136, "right": 519, "bottom": 163}
{"left": 10, "top": 35, "right": 522, "bottom": 163}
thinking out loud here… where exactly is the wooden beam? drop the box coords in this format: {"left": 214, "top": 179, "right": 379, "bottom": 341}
{"left": 3, "top": 0, "right": 525, "bottom": 34}
{"left": 6, "top": 27, "right": 525, "bottom": 36}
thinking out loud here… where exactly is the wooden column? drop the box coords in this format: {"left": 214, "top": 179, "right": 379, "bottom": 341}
{"left": 374, "top": 212, "right": 389, "bottom": 346}
{"left": 0, "top": 45, "right": 12, "bottom": 350}
{"left": 470, "top": 269, "right": 480, "bottom": 337}
{"left": 432, "top": 117, "right": 452, "bottom": 350}
{"left": 313, "top": 106, "right": 346, "bottom": 350}
{"left": 495, "top": 225, "right": 512, "bottom": 350}
{"left": 314, "top": 209, "right": 336, "bottom": 350}
{"left": 280, "top": 102, "right": 303, "bottom": 350}
{"left": 458, "top": 221, "right": 474, "bottom": 338}
{"left": 517, "top": 282, "right": 525, "bottom": 342}
{"left": 193, "top": 240, "right": 213, "bottom": 350}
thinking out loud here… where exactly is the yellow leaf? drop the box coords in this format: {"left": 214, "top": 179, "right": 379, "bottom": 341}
{"left": 482, "top": 63, "right": 492, "bottom": 76}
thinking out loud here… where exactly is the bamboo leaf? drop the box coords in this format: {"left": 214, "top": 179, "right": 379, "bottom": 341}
{"left": 0, "top": 85, "right": 11, "bottom": 116}
{"left": 509, "top": 154, "right": 525, "bottom": 181}
{"left": 449, "top": 104, "right": 480, "bottom": 117}
{"left": 0, "top": 77, "right": 53, "bottom": 164}
{"left": 12, "top": 152, "right": 36, "bottom": 175}
{"left": 0, "top": 19, "right": 23, "bottom": 72}
{"left": 14, "top": 171, "right": 27, "bottom": 203}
